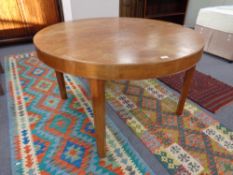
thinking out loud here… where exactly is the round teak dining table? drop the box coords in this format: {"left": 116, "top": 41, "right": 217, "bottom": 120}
{"left": 33, "top": 17, "right": 204, "bottom": 158}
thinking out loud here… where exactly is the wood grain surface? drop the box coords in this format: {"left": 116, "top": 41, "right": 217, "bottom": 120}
{"left": 34, "top": 18, "right": 204, "bottom": 80}
{"left": 89, "top": 79, "right": 106, "bottom": 158}
{"left": 34, "top": 18, "right": 204, "bottom": 157}
{"left": 0, "top": 0, "right": 62, "bottom": 41}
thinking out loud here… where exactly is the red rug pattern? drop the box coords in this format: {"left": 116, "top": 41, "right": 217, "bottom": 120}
{"left": 159, "top": 71, "right": 233, "bottom": 113}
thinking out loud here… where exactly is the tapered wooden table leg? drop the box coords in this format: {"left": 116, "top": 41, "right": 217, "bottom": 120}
{"left": 55, "top": 71, "right": 67, "bottom": 99}
{"left": 89, "top": 79, "right": 106, "bottom": 158}
{"left": 176, "top": 66, "right": 196, "bottom": 115}
{"left": 0, "top": 62, "right": 4, "bottom": 74}
{"left": 0, "top": 62, "right": 4, "bottom": 95}
{"left": 0, "top": 84, "right": 3, "bottom": 95}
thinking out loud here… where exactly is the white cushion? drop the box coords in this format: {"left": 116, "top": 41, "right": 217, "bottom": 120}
{"left": 196, "top": 5, "right": 233, "bottom": 33}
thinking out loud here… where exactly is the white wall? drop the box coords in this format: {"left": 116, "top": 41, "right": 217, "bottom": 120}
{"left": 70, "top": 0, "right": 119, "bottom": 20}
{"left": 61, "top": 0, "right": 73, "bottom": 21}
{"left": 185, "top": 0, "right": 233, "bottom": 27}
{"left": 62, "top": 0, "right": 233, "bottom": 26}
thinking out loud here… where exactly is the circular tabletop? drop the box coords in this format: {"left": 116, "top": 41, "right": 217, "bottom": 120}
{"left": 33, "top": 18, "right": 204, "bottom": 80}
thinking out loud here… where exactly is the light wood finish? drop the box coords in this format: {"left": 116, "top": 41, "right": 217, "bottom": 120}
{"left": 0, "top": 0, "right": 62, "bottom": 42}
{"left": 176, "top": 66, "right": 196, "bottom": 115}
{"left": 34, "top": 18, "right": 204, "bottom": 157}
{"left": 89, "top": 79, "right": 106, "bottom": 158}
{"left": 34, "top": 18, "right": 204, "bottom": 80}
{"left": 55, "top": 71, "right": 67, "bottom": 99}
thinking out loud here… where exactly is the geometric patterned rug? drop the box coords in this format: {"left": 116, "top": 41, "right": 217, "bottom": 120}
{"left": 159, "top": 71, "right": 233, "bottom": 113}
{"left": 5, "top": 52, "right": 153, "bottom": 175}
{"left": 106, "top": 80, "right": 233, "bottom": 175}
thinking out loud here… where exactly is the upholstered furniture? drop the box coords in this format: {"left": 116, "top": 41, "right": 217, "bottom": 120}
{"left": 195, "top": 6, "right": 233, "bottom": 61}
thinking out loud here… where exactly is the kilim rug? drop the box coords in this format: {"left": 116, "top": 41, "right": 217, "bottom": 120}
{"left": 5, "top": 52, "right": 153, "bottom": 175}
{"left": 106, "top": 80, "right": 233, "bottom": 175}
{"left": 159, "top": 71, "right": 233, "bottom": 113}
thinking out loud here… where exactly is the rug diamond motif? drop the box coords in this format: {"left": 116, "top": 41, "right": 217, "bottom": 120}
{"left": 106, "top": 80, "right": 233, "bottom": 175}
{"left": 32, "top": 67, "right": 45, "bottom": 76}
{"left": 43, "top": 96, "right": 60, "bottom": 109}
{"left": 35, "top": 80, "right": 53, "bottom": 92}
{"left": 49, "top": 114, "right": 71, "bottom": 134}
{"left": 7, "top": 53, "right": 152, "bottom": 174}
{"left": 61, "top": 140, "right": 86, "bottom": 168}
{"left": 6, "top": 52, "right": 233, "bottom": 175}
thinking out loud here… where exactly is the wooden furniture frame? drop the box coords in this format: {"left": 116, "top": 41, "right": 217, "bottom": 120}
{"left": 0, "top": 0, "right": 64, "bottom": 45}
{"left": 34, "top": 18, "right": 204, "bottom": 158}
{"left": 120, "top": 0, "right": 189, "bottom": 25}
